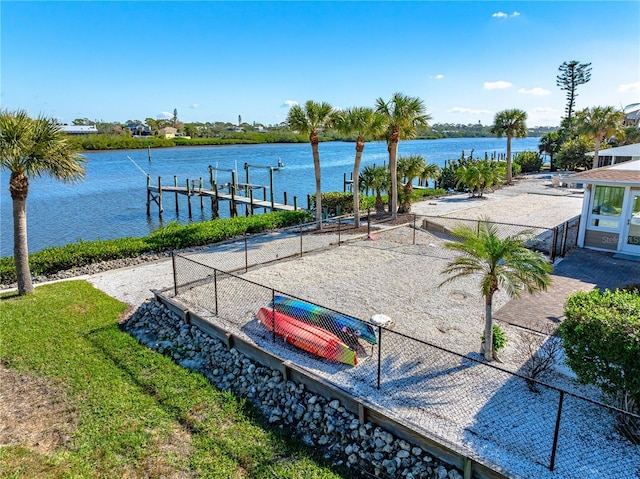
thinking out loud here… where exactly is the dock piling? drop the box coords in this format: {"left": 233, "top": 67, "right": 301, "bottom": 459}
{"left": 186, "top": 179, "right": 192, "bottom": 218}
{"left": 174, "top": 176, "right": 179, "bottom": 214}
{"left": 158, "top": 176, "right": 163, "bottom": 218}
{"left": 146, "top": 175, "right": 151, "bottom": 216}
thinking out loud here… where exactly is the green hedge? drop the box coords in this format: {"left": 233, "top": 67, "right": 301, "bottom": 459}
{"left": 559, "top": 289, "right": 640, "bottom": 402}
{"left": 0, "top": 210, "right": 310, "bottom": 284}
{"left": 310, "top": 189, "right": 446, "bottom": 216}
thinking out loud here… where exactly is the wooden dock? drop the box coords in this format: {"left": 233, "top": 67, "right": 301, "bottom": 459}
{"left": 146, "top": 174, "right": 298, "bottom": 219}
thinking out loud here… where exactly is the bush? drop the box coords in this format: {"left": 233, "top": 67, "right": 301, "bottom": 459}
{"left": 556, "top": 136, "right": 592, "bottom": 170}
{"left": 559, "top": 288, "right": 640, "bottom": 430}
{"left": 482, "top": 324, "right": 507, "bottom": 352}
{"left": 0, "top": 210, "right": 310, "bottom": 284}
{"left": 513, "top": 151, "right": 544, "bottom": 173}
{"left": 309, "top": 192, "right": 355, "bottom": 216}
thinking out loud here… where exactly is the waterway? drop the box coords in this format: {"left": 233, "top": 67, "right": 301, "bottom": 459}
{"left": 0, "top": 137, "right": 541, "bottom": 257}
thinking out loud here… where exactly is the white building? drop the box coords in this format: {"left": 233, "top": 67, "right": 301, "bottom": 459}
{"left": 589, "top": 142, "right": 640, "bottom": 168}
{"left": 569, "top": 154, "right": 640, "bottom": 256}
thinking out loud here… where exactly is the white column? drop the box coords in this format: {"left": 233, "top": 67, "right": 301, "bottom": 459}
{"left": 577, "top": 184, "right": 591, "bottom": 247}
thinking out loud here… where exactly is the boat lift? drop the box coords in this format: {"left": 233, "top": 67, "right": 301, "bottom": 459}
{"left": 243, "top": 162, "right": 279, "bottom": 210}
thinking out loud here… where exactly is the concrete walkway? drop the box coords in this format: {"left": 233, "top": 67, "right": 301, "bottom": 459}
{"left": 494, "top": 248, "right": 640, "bottom": 334}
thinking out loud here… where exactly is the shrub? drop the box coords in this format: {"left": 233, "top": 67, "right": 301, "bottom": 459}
{"left": 513, "top": 151, "right": 544, "bottom": 173}
{"left": 556, "top": 136, "right": 592, "bottom": 170}
{"left": 435, "top": 159, "right": 460, "bottom": 190}
{"left": 309, "top": 192, "right": 355, "bottom": 216}
{"left": 559, "top": 288, "right": 640, "bottom": 438}
{"left": 0, "top": 210, "right": 310, "bottom": 284}
{"left": 482, "top": 324, "right": 507, "bottom": 353}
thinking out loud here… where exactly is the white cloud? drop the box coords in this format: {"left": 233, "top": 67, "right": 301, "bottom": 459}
{"left": 436, "top": 74, "right": 444, "bottom": 79}
{"left": 619, "top": 81, "right": 640, "bottom": 93}
{"left": 484, "top": 81, "right": 513, "bottom": 90}
{"left": 492, "top": 11, "right": 520, "bottom": 18}
{"left": 190, "top": 103, "right": 200, "bottom": 109}
{"left": 518, "top": 87, "right": 551, "bottom": 96}
{"left": 281, "top": 100, "right": 298, "bottom": 108}
{"left": 449, "top": 107, "right": 493, "bottom": 115}
{"left": 157, "top": 111, "right": 172, "bottom": 119}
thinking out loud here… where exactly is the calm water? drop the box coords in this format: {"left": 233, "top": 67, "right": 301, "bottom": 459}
{"left": 0, "top": 137, "right": 540, "bottom": 257}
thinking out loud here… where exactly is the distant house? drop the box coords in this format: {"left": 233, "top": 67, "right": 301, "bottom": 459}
{"left": 125, "top": 123, "right": 152, "bottom": 136}
{"left": 568, "top": 155, "right": 640, "bottom": 256}
{"left": 226, "top": 126, "right": 244, "bottom": 132}
{"left": 158, "top": 127, "right": 178, "bottom": 139}
{"left": 60, "top": 125, "right": 99, "bottom": 135}
{"left": 589, "top": 142, "right": 640, "bottom": 168}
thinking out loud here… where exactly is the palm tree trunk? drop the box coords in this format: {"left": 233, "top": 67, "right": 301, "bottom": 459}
{"left": 353, "top": 139, "right": 364, "bottom": 228}
{"left": 389, "top": 138, "right": 399, "bottom": 219}
{"left": 506, "top": 135, "right": 513, "bottom": 185}
{"left": 311, "top": 134, "right": 322, "bottom": 230}
{"left": 10, "top": 173, "right": 33, "bottom": 295}
{"left": 484, "top": 294, "right": 493, "bottom": 361}
{"left": 592, "top": 137, "right": 601, "bottom": 170}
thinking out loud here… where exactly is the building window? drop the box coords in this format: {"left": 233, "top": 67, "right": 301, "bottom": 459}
{"left": 590, "top": 185, "right": 624, "bottom": 230}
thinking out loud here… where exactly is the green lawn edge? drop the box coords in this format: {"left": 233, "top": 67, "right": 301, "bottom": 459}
{"left": 0, "top": 281, "right": 345, "bottom": 478}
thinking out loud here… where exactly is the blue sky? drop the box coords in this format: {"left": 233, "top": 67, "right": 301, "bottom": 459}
{"left": 2, "top": 1, "right": 639, "bottom": 127}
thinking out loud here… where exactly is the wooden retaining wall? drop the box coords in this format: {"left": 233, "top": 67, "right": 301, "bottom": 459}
{"left": 152, "top": 289, "right": 517, "bottom": 479}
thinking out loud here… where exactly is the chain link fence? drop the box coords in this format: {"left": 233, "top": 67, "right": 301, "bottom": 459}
{"left": 182, "top": 213, "right": 580, "bottom": 279}
{"left": 170, "top": 252, "right": 639, "bottom": 479}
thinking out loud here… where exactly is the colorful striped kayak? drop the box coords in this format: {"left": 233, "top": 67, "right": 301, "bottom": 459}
{"left": 256, "top": 307, "right": 357, "bottom": 366}
{"left": 271, "top": 295, "right": 377, "bottom": 345}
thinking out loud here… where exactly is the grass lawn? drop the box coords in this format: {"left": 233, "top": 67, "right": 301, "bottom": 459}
{"left": 0, "top": 281, "right": 345, "bottom": 478}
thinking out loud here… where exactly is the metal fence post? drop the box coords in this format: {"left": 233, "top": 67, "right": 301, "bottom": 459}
{"left": 244, "top": 233, "right": 248, "bottom": 272}
{"left": 299, "top": 224, "right": 303, "bottom": 257}
{"left": 413, "top": 214, "right": 417, "bottom": 245}
{"left": 550, "top": 227, "right": 558, "bottom": 262}
{"left": 377, "top": 326, "right": 383, "bottom": 390}
{"left": 561, "top": 221, "right": 569, "bottom": 257}
{"left": 549, "top": 390, "right": 565, "bottom": 471}
{"left": 338, "top": 216, "right": 341, "bottom": 245}
{"left": 172, "top": 252, "right": 178, "bottom": 296}
{"left": 271, "top": 288, "right": 276, "bottom": 343}
{"left": 367, "top": 209, "right": 371, "bottom": 237}
{"left": 213, "top": 269, "right": 218, "bottom": 316}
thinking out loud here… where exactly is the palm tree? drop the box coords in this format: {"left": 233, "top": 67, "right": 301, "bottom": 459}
{"left": 419, "top": 162, "right": 441, "bottom": 189}
{"left": 397, "top": 155, "right": 426, "bottom": 213}
{"left": 359, "top": 165, "right": 389, "bottom": 216}
{"left": 455, "top": 160, "right": 505, "bottom": 198}
{"left": 287, "top": 101, "right": 335, "bottom": 229}
{"left": 491, "top": 109, "right": 528, "bottom": 185}
{"left": 440, "top": 218, "right": 552, "bottom": 360}
{"left": 576, "top": 106, "right": 624, "bottom": 169}
{"left": 332, "top": 107, "right": 387, "bottom": 227}
{"left": 538, "top": 131, "right": 562, "bottom": 172}
{"left": 0, "top": 110, "right": 85, "bottom": 295}
{"left": 375, "top": 93, "right": 431, "bottom": 219}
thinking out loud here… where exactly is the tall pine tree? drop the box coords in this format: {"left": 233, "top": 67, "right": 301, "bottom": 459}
{"left": 556, "top": 61, "right": 592, "bottom": 128}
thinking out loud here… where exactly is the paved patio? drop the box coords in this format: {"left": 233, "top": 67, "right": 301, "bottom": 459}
{"left": 494, "top": 248, "right": 640, "bottom": 333}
